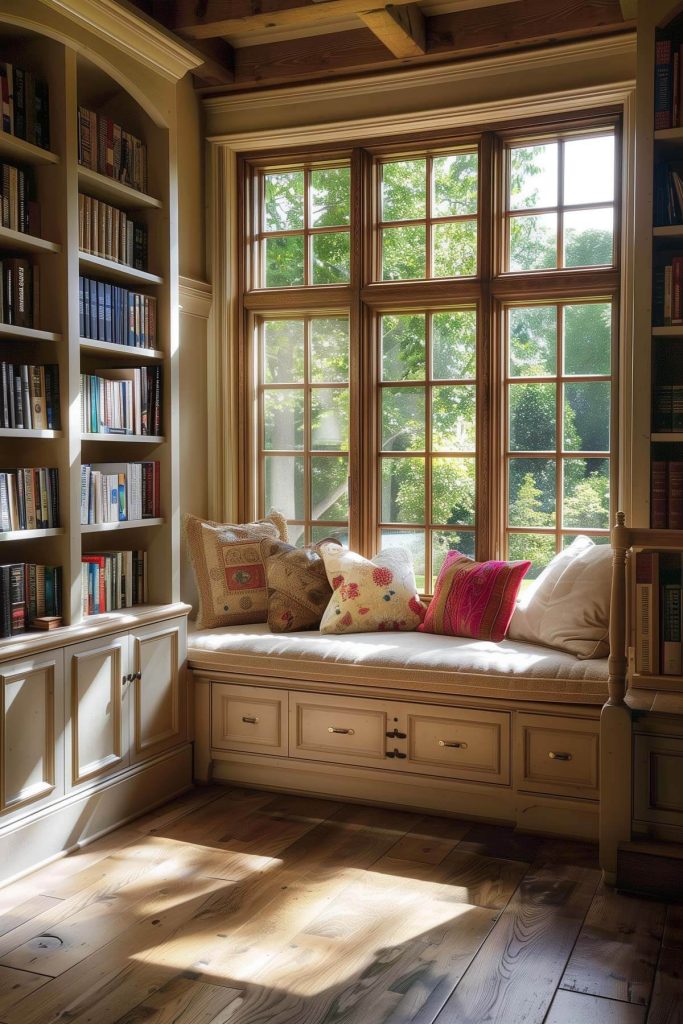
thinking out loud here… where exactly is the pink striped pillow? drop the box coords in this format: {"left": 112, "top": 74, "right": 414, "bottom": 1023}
{"left": 419, "top": 551, "right": 531, "bottom": 642}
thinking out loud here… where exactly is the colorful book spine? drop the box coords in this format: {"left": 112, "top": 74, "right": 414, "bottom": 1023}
{"left": 655, "top": 39, "right": 674, "bottom": 130}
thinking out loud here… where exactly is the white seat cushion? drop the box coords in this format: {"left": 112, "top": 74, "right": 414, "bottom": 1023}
{"left": 188, "top": 623, "right": 608, "bottom": 704}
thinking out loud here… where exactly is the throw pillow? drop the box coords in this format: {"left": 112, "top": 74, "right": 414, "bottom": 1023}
{"left": 184, "top": 511, "right": 288, "bottom": 628}
{"left": 419, "top": 551, "right": 530, "bottom": 642}
{"left": 318, "top": 544, "right": 425, "bottom": 634}
{"left": 508, "top": 536, "right": 611, "bottom": 659}
{"left": 261, "top": 538, "right": 339, "bottom": 632}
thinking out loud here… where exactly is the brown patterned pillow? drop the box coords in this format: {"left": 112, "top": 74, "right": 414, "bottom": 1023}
{"left": 184, "top": 511, "right": 288, "bottom": 628}
{"left": 261, "top": 539, "right": 340, "bottom": 633}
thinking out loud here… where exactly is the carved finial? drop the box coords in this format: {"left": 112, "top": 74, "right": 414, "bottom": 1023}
{"left": 616, "top": 511, "right": 626, "bottom": 527}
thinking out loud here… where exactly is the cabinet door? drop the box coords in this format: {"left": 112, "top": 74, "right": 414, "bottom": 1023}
{"left": 65, "top": 632, "right": 129, "bottom": 789}
{"left": 634, "top": 733, "right": 683, "bottom": 828}
{"left": 129, "top": 617, "right": 187, "bottom": 763}
{"left": 0, "top": 650, "right": 64, "bottom": 821}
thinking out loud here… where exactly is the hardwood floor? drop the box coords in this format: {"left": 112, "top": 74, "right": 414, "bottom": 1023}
{"left": 0, "top": 786, "right": 680, "bottom": 1024}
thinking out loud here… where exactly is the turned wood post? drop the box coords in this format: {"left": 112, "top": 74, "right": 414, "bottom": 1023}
{"left": 607, "top": 511, "right": 629, "bottom": 705}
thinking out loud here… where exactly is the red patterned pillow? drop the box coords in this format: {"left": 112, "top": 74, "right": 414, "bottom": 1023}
{"left": 419, "top": 551, "right": 530, "bottom": 642}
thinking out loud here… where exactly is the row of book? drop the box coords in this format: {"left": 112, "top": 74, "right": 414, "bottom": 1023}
{"left": 77, "top": 107, "right": 147, "bottom": 193}
{"left": 0, "top": 468, "right": 60, "bottom": 532}
{"left": 651, "top": 461, "right": 683, "bottom": 529}
{"left": 635, "top": 549, "right": 683, "bottom": 676}
{"left": 81, "top": 550, "right": 147, "bottom": 615}
{"left": 0, "top": 62, "right": 50, "bottom": 150}
{"left": 1, "top": 363, "right": 60, "bottom": 430}
{"left": 652, "top": 385, "right": 683, "bottom": 432}
{"left": 0, "top": 562, "right": 62, "bottom": 638}
{"left": 79, "top": 276, "right": 157, "bottom": 348}
{"left": 80, "top": 367, "right": 161, "bottom": 436}
{"left": 81, "top": 462, "right": 160, "bottom": 525}
{"left": 653, "top": 163, "right": 683, "bottom": 227}
{"left": 0, "top": 258, "right": 39, "bottom": 328}
{"left": 653, "top": 259, "right": 683, "bottom": 324}
{"left": 78, "top": 194, "right": 148, "bottom": 270}
{"left": 1, "top": 162, "right": 40, "bottom": 235}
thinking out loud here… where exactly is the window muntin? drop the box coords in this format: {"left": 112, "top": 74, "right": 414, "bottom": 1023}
{"left": 506, "top": 132, "right": 616, "bottom": 272}
{"left": 378, "top": 150, "right": 478, "bottom": 282}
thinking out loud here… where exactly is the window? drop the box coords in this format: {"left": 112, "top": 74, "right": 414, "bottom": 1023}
{"left": 242, "top": 119, "right": 619, "bottom": 590}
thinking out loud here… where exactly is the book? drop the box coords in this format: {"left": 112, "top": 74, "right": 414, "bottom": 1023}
{"left": 635, "top": 550, "right": 660, "bottom": 675}
{"left": 77, "top": 107, "right": 147, "bottom": 192}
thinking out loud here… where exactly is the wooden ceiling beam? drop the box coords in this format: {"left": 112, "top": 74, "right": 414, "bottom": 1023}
{"left": 359, "top": 4, "right": 426, "bottom": 58}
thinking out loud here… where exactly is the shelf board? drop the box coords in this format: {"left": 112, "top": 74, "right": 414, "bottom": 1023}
{"left": 0, "top": 428, "right": 62, "bottom": 439}
{"left": 652, "top": 327, "right": 683, "bottom": 336}
{"left": 0, "top": 225, "right": 61, "bottom": 255}
{"left": 655, "top": 127, "right": 683, "bottom": 142}
{"left": 79, "top": 252, "right": 162, "bottom": 286}
{"left": 652, "top": 226, "right": 683, "bottom": 238}
{"left": 631, "top": 672, "right": 683, "bottom": 693}
{"left": 79, "top": 338, "right": 163, "bottom": 361}
{"left": 81, "top": 518, "right": 164, "bottom": 533}
{"left": 77, "top": 167, "right": 162, "bottom": 211}
{"left": 0, "top": 323, "right": 61, "bottom": 343}
{"left": 81, "top": 433, "right": 164, "bottom": 444}
{"left": 0, "top": 527, "right": 64, "bottom": 542}
{"left": 651, "top": 432, "right": 683, "bottom": 442}
{"left": 0, "top": 131, "right": 59, "bottom": 166}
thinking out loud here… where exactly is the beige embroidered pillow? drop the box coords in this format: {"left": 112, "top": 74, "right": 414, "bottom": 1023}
{"left": 184, "top": 511, "right": 288, "bottom": 628}
{"left": 261, "top": 539, "right": 339, "bottom": 632}
{"left": 318, "top": 544, "right": 425, "bottom": 634}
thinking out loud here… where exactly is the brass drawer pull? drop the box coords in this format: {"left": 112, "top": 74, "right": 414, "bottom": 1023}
{"left": 328, "top": 726, "right": 355, "bottom": 735}
{"left": 439, "top": 740, "right": 468, "bottom": 749}
{"left": 242, "top": 715, "right": 259, "bottom": 724}
{"left": 549, "top": 751, "right": 573, "bottom": 761}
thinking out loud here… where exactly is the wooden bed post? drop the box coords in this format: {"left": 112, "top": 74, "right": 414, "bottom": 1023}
{"left": 600, "top": 511, "right": 632, "bottom": 883}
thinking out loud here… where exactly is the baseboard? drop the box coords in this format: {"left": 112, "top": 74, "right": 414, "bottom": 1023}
{"left": 617, "top": 838, "right": 683, "bottom": 900}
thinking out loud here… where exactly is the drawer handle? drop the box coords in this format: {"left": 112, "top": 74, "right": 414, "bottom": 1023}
{"left": 386, "top": 748, "right": 407, "bottom": 759}
{"left": 548, "top": 751, "right": 573, "bottom": 761}
{"left": 439, "top": 740, "right": 468, "bottom": 750}
{"left": 386, "top": 728, "right": 407, "bottom": 739}
{"left": 242, "top": 715, "right": 259, "bottom": 724}
{"left": 328, "top": 727, "right": 355, "bottom": 735}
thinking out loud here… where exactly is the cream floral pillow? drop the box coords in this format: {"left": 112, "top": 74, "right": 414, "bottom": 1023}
{"left": 318, "top": 544, "right": 425, "bottom": 634}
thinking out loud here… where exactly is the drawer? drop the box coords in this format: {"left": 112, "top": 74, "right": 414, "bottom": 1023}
{"left": 211, "top": 683, "right": 288, "bottom": 756}
{"left": 634, "top": 734, "right": 683, "bottom": 828}
{"left": 405, "top": 706, "right": 510, "bottom": 785}
{"left": 516, "top": 713, "right": 599, "bottom": 799}
{"left": 290, "top": 692, "right": 391, "bottom": 769}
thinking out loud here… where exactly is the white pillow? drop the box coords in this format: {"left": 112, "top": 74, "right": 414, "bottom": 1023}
{"left": 318, "top": 544, "right": 425, "bottom": 634}
{"left": 508, "top": 536, "right": 611, "bottom": 659}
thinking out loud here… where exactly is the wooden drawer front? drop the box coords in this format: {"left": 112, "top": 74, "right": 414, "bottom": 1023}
{"left": 406, "top": 707, "right": 510, "bottom": 785}
{"left": 212, "top": 684, "right": 287, "bottom": 756}
{"left": 290, "top": 693, "right": 389, "bottom": 768}
{"left": 516, "top": 714, "right": 599, "bottom": 799}
{"left": 634, "top": 734, "right": 683, "bottom": 828}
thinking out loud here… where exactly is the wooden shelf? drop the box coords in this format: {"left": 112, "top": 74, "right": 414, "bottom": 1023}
{"left": 653, "top": 225, "right": 683, "bottom": 238}
{"left": 81, "top": 433, "right": 164, "bottom": 444}
{"left": 81, "top": 518, "right": 164, "bottom": 533}
{"left": 0, "top": 527, "right": 64, "bottom": 542}
{"left": 79, "top": 252, "right": 162, "bottom": 286}
{"left": 0, "top": 130, "right": 59, "bottom": 166}
{"left": 631, "top": 672, "right": 683, "bottom": 693}
{"left": 652, "top": 326, "right": 683, "bottom": 336}
{"left": 0, "top": 225, "right": 60, "bottom": 255}
{"left": 79, "top": 338, "right": 163, "bottom": 361}
{"left": 651, "top": 432, "right": 683, "bottom": 442}
{"left": 0, "top": 428, "right": 62, "bottom": 439}
{"left": 77, "top": 166, "right": 162, "bottom": 211}
{"left": 0, "top": 323, "right": 61, "bottom": 343}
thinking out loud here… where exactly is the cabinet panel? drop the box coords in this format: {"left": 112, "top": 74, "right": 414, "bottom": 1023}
{"left": 405, "top": 706, "right": 510, "bottom": 785}
{"left": 290, "top": 692, "right": 390, "bottom": 768}
{"left": 516, "top": 713, "right": 599, "bottom": 799}
{"left": 212, "top": 683, "right": 287, "bottom": 755}
{"left": 130, "top": 618, "right": 186, "bottom": 762}
{"left": 634, "top": 734, "right": 683, "bottom": 828}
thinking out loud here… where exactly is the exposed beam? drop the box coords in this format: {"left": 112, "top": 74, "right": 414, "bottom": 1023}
{"left": 359, "top": 4, "right": 426, "bottom": 58}
{"left": 187, "top": 37, "right": 236, "bottom": 85}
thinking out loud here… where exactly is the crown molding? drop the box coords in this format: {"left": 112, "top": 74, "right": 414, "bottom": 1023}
{"left": 41, "top": 0, "right": 202, "bottom": 82}
{"left": 179, "top": 277, "right": 212, "bottom": 319}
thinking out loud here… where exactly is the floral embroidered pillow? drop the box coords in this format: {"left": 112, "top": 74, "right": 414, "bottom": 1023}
{"left": 318, "top": 544, "right": 425, "bottom": 634}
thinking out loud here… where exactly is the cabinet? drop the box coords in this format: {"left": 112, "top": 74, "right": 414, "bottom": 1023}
{"left": 516, "top": 713, "right": 599, "bottom": 799}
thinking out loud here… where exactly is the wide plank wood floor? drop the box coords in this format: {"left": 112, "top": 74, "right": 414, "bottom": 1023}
{"left": 0, "top": 786, "right": 680, "bottom": 1024}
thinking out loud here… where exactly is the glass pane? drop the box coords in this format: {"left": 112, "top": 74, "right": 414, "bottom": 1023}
{"left": 432, "top": 530, "right": 475, "bottom": 589}
{"left": 509, "top": 383, "right": 556, "bottom": 451}
{"left": 311, "top": 388, "right": 349, "bottom": 450}
{"left": 563, "top": 533, "right": 610, "bottom": 548}
{"left": 508, "top": 533, "right": 556, "bottom": 581}
{"left": 433, "top": 385, "right": 476, "bottom": 451}
{"left": 263, "top": 319, "right": 305, "bottom": 384}
{"left": 509, "top": 305, "right": 556, "bottom": 377}
{"left": 508, "top": 459, "right": 556, "bottom": 527}
{"left": 289, "top": 524, "right": 306, "bottom": 547}
{"left": 432, "top": 221, "right": 477, "bottom": 278}
{"left": 264, "top": 235, "right": 304, "bottom": 288}
{"left": 433, "top": 152, "right": 478, "bottom": 217}
{"left": 564, "top": 303, "right": 611, "bottom": 376}
{"left": 563, "top": 458, "right": 610, "bottom": 529}
{"left": 311, "top": 231, "right": 350, "bottom": 284}
{"left": 380, "top": 529, "right": 426, "bottom": 590}
{"left": 432, "top": 310, "right": 476, "bottom": 380}
{"left": 264, "top": 171, "right": 304, "bottom": 231}
{"left": 381, "top": 159, "right": 426, "bottom": 221}
{"left": 564, "top": 382, "right": 611, "bottom": 452}
{"left": 509, "top": 144, "right": 558, "bottom": 210}
{"left": 311, "top": 317, "right": 349, "bottom": 383}
{"left": 509, "top": 214, "right": 557, "bottom": 271}
{"left": 382, "top": 387, "right": 425, "bottom": 451}
{"left": 382, "top": 226, "right": 426, "bottom": 280}
{"left": 311, "top": 455, "right": 348, "bottom": 520}
{"left": 432, "top": 457, "right": 475, "bottom": 525}
{"left": 311, "top": 166, "right": 350, "bottom": 227}
{"left": 564, "top": 135, "right": 614, "bottom": 206}
{"left": 265, "top": 455, "right": 304, "bottom": 519}
{"left": 563, "top": 208, "right": 613, "bottom": 267}
{"left": 381, "top": 458, "right": 425, "bottom": 523}
{"left": 381, "top": 313, "right": 426, "bottom": 381}
{"left": 311, "top": 525, "right": 348, "bottom": 546}
{"left": 264, "top": 389, "right": 304, "bottom": 450}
